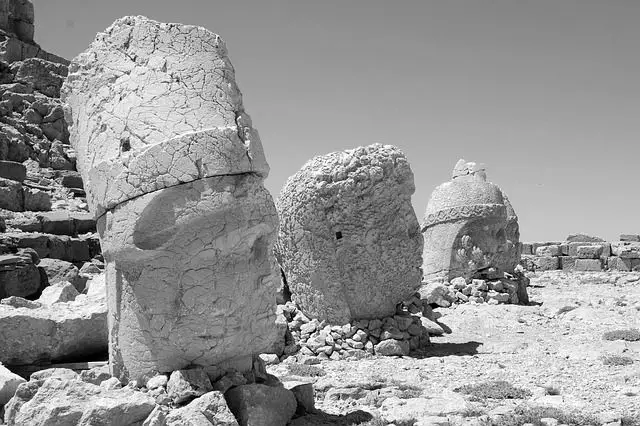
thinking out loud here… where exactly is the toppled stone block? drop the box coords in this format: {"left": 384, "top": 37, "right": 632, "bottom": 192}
{"left": 283, "top": 381, "right": 315, "bottom": 415}
{"left": 62, "top": 16, "right": 279, "bottom": 382}
{"left": 620, "top": 234, "right": 640, "bottom": 242}
{"left": 533, "top": 256, "right": 559, "bottom": 271}
{"left": 276, "top": 144, "right": 423, "bottom": 323}
{"left": 0, "top": 250, "right": 41, "bottom": 299}
{"left": 521, "top": 243, "right": 533, "bottom": 255}
{"left": 224, "top": 384, "right": 297, "bottom": 426}
{"left": 0, "top": 160, "right": 26, "bottom": 182}
{"left": 0, "top": 177, "right": 23, "bottom": 211}
{"left": 22, "top": 187, "right": 51, "bottom": 211}
{"left": 568, "top": 241, "right": 610, "bottom": 257}
{"left": 559, "top": 256, "right": 577, "bottom": 271}
{"left": 611, "top": 241, "right": 640, "bottom": 259}
{"left": 576, "top": 245, "right": 603, "bottom": 259}
{"left": 0, "top": 290, "right": 106, "bottom": 365}
{"left": 607, "top": 256, "right": 631, "bottom": 272}
{"left": 535, "top": 245, "right": 560, "bottom": 257}
{"left": 4, "top": 377, "right": 155, "bottom": 426}
{"left": 574, "top": 259, "right": 602, "bottom": 272}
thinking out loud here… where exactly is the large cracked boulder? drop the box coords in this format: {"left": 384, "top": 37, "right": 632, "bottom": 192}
{"left": 61, "top": 16, "right": 279, "bottom": 382}
{"left": 0, "top": 285, "right": 107, "bottom": 365}
{"left": 275, "top": 144, "right": 423, "bottom": 324}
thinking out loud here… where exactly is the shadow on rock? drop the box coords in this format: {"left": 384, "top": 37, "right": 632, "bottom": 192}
{"left": 410, "top": 341, "right": 482, "bottom": 358}
{"left": 289, "top": 409, "right": 374, "bottom": 425}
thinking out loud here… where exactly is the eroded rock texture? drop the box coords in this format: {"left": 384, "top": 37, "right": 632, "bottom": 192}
{"left": 421, "top": 159, "right": 521, "bottom": 283}
{"left": 275, "top": 144, "right": 423, "bottom": 324}
{"left": 61, "top": 16, "right": 279, "bottom": 381}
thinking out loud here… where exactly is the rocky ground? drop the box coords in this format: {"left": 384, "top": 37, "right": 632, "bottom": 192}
{"left": 269, "top": 271, "right": 640, "bottom": 425}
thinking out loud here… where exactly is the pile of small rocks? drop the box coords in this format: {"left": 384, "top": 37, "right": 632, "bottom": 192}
{"left": 420, "top": 270, "right": 529, "bottom": 308}
{"left": 275, "top": 299, "right": 433, "bottom": 361}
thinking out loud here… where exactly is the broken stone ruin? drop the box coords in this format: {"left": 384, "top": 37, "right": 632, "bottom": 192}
{"left": 419, "top": 159, "right": 529, "bottom": 308}
{"left": 62, "top": 15, "right": 280, "bottom": 382}
{"left": 0, "top": 2, "right": 639, "bottom": 425}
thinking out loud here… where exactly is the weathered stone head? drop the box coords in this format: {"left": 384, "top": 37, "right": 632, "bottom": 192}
{"left": 61, "top": 16, "right": 278, "bottom": 381}
{"left": 275, "top": 144, "right": 423, "bottom": 324}
{"left": 421, "top": 159, "right": 520, "bottom": 282}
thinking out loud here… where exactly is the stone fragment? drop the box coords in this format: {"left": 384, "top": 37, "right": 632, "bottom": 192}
{"left": 611, "top": 242, "right": 640, "bottom": 259}
{"left": 167, "top": 369, "right": 213, "bottom": 405}
{"left": 37, "top": 281, "right": 79, "bottom": 304}
{"left": 0, "top": 0, "right": 35, "bottom": 43}
{"left": 566, "top": 234, "right": 604, "bottom": 243}
{"left": 30, "top": 368, "right": 78, "bottom": 381}
{"left": 79, "top": 365, "right": 111, "bottom": 385}
{"left": 535, "top": 245, "right": 560, "bottom": 257}
{"left": 521, "top": 243, "right": 533, "bottom": 255}
{"left": 12, "top": 57, "right": 68, "bottom": 97}
{"left": 37, "top": 258, "right": 85, "bottom": 291}
{"left": 164, "top": 391, "right": 239, "bottom": 425}
{"left": 0, "top": 160, "right": 26, "bottom": 182}
{"left": 0, "top": 177, "right": 23, "bottom": 211}
{"left": 0, "top": 363, "right": 25, "bottom": 406}
{"left": 5, "top": 378, "right": 155, "bottom": 426}
{"left": 574, "top": 259, "right": 602, "bottom": 272}
{"left": 533, "top": 256, "right": 559, "bottom": 271}
{"left": 0, "top": 250, "right": 41, "bottom": 299}
{"left": 559, "top": 256, "right": 577, "bottom": 271}
{"left": 576, "top": 245, "right": 603, "bottom": 259}
{"left": 62, "top": 16, "right": 279, "bottom": 382}
{"left": 146, "top": 374, "right": 168, "bottom": 390}
{"left": 421, "top": 159, "right": 520, "bottom": 283}
{"left": 374, "top": 339, "right": 410, "bottom": 356}
{"left": 607, "top": 256, "right": 631, "bottom": 272}
{"left": 22, "top": 187, "right": 51, "bottom": 211}
{"left": 283, "top": 380, "right": 315, "bottom": 415}
{"left": 420, "top": 317, "right": 444, "bottom": 336}
{"left": 0, "top": 296, "right": 40, "bottom": 309}
{"left": 224, "top": 383, "right": 297, "bottom": 426}
{"left": 275, "top": 144, "right": 423, "bottom": 323}
{"left": 0, "top": 291, "right": 107, "bottom": 365}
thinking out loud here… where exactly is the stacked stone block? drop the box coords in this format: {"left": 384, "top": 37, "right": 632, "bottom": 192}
{"left": 520, "top": 234, "right": 640, "bottom": 272}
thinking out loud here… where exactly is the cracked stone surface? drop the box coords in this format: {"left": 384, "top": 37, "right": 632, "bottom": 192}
{"left": 421, "top": 159, "right": 521, "bottom": 283}
{"left": 61, "top": 16, "right": 279, "bottom": 382}
{"left": 275, "top": 144, "right": 423, "bottom": 324}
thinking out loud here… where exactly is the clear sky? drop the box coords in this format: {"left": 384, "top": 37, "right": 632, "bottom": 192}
{"left": 33, "top": 0, "right": 639, "bottom": 242}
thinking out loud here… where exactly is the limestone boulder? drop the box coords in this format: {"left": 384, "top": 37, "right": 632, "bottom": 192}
{"left": 275, "top": 144, "right": 423, "bottom": 324}
{"left": 62, "top": 16, "right": 279, "bottom": 382}
{"left": 0, "top": 160, "right": 26, "bottom": 182}
{"left": 164, "top": 391, "right": 239, "bottom": 425}
{"left": 37, "top": 281, "right": 79, "bottom": 305}
{"left": 0, "top": 363, "right": 25, "bottom": 406}
{"left": 0, "top": 251, "right": 42, "bottom": 299}
{"left": 0, "top": 177, "right": 23, "bottom": 211}
{"left": 37, "top": 257, "right": 85, "bottom": 291}
{"left": 224, "top": 384, "right": 297, "bottom": 426}
{"left": 0, "top": 290, "right": 107, "bottom": 365}
{"left": 11, "top": 57, "right": 68, "bottom": 97}
{"left": 4, "top": 377, "right": 155, "bottom": 426}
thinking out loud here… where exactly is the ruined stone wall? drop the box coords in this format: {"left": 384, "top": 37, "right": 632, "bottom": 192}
{"left": 520, "top": 234, "right": 640, "bottom": 272}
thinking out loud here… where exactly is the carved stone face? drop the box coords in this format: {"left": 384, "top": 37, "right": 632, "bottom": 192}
{"left": 451, "top": 218, "right": 510, "bottom": 279}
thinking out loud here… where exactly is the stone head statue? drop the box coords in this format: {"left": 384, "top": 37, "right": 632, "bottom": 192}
{"left": 62, "top": 16, "right": 279, "bottom": 381}
{"left": 421, "top": 159, "right": 520, "bottom": 282}
{"left": 275, "top": 144, "right": 423, "bottom": 324}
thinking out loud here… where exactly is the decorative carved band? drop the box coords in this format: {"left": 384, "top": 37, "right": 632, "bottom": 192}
{"left": 422, "top": 203, "right": 506, "bottom": 231}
